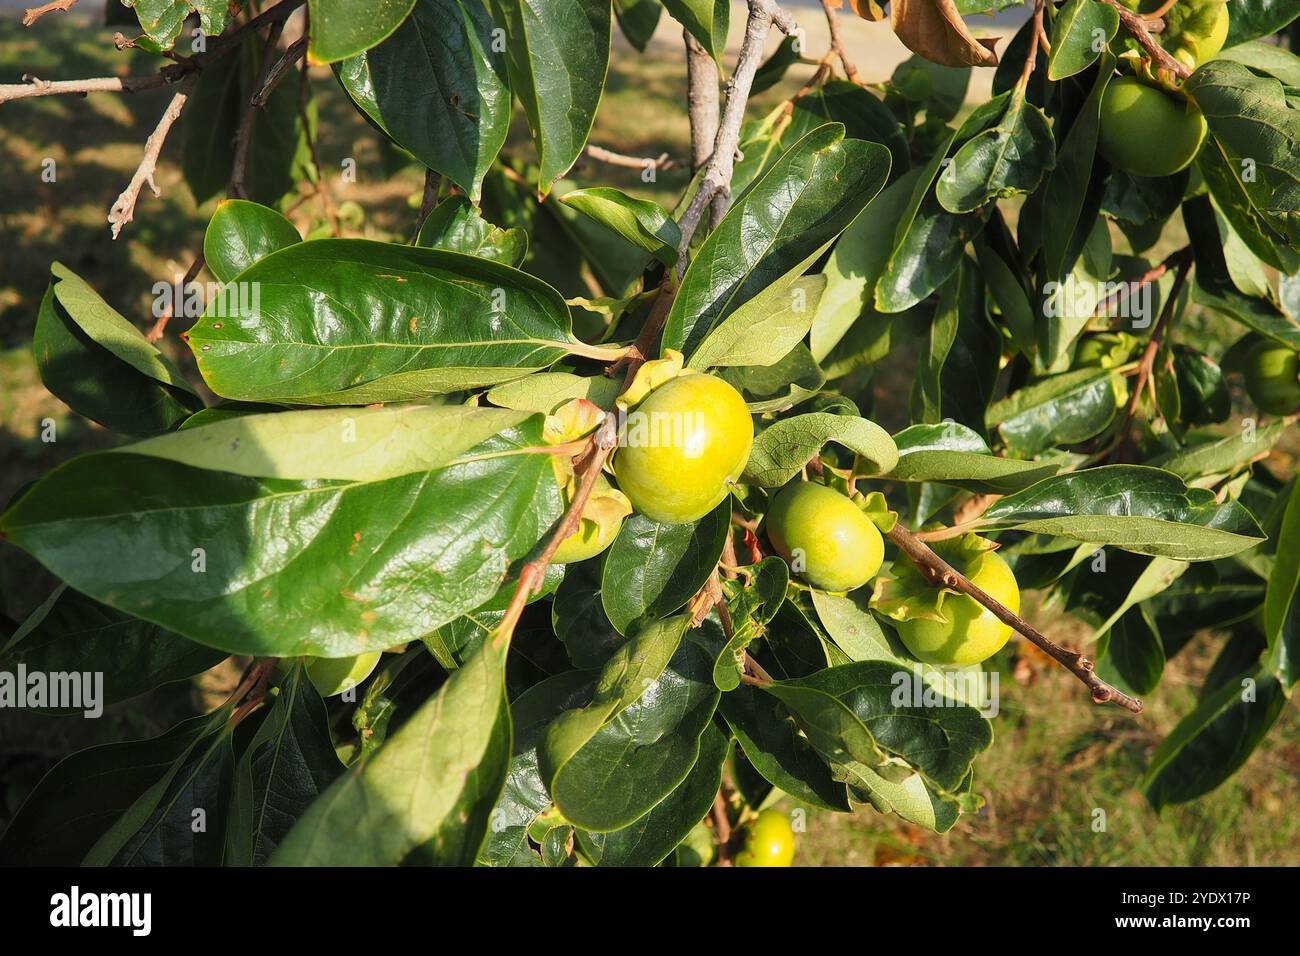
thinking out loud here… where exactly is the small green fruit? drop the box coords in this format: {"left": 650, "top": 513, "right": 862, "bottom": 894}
{"left": 1243, "top": 340, "right": 1300, "bottom": 415}
{"left": 614, "top": 373, "right": 754, "bottom": 524}
{"left": 766, "top": 481, "right": 884, "bottom": 592}
{"left": 304, "top": 652, "right": 382, "bottom": 697}
{"left": 895, "top": 550, "right": 1020, "bottom": 666}
{"left": 734, "top": 809, "right": 795, "bottom": 867}
{"left": 1098, "top": 78, "right": 1207, "bottom": 178}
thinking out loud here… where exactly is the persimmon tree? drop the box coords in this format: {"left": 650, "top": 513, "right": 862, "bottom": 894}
{"left": 0, "top": 0, "right": 1298, "bottom": 867}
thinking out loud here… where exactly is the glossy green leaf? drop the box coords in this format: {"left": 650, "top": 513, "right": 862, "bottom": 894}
{"left": 613, "top": 0, "right": 662, "bottom": 52}
{"left": 273, "top": 636, "right": 510, "bottom": 865}
{"left": 1096, "top": 606, "right": 1165, "bottom": 697}
{"left": 979, "top": 465, "right": 1267, "bottom": 560}
{"left": 0, "top": 416, "right": 562, "bottom": 658}
{"left": 490, "top": 0, "right": 612, "bottom": 195}
{"left": 123, "top": 0, "right": 229, "bottom": 50}
{"left": 1225, "top": 0, "right": 1300, "bottom": 46}
{"left": 690, "top": 275, "right": 825, "bottom": 370}
{"left": 416, "top": 196, "right": 528, "bottom": 265}
{"left": 1046, "top": 0, "right": 1118, "bottom": 80}
{"left": 1264, "top": 479, "right": 1300, "bottom": 688}
{"left": 204, "top": 200, "right": 301, "bottom": 284}
{"left": 986, "top": 366, "right": 1124, "bottom": 457}
{"left": 559, "top": 188, "right": 681, "bottom": 267}
{"left": 185, "top": 239, "right": 585, "bottom": 405}
{"left": 1219, "top": 39, "right": 1300, "bottom": 87}
{"left": 665, "top": 124, "right": 891, "bottom": 358}
{"left": 486, "top": 371, "right": 621, "bottom": 412}
{"left": 335, "top": 0, "right": 509, "bottom": 200}
{"left": 843, "top": 762, "right": 965, "bottom": 833}
{"left": 743, "top": 412, "right": 898, "bottom": 486}
{"left": 1151, "top": 420, "right": 1289, "bottom": 482}
{"left": 226, "top": 664, "right": 343, "bottom": 865}
{"left": 553, "top": 558, "right": 627, "bottom": 669}
{"left": 549, "top": 635, "right": 718, "bottom": 831}
{"left": 935, "top": 88, "right": 1055, "bottom": 213}
{"left": 578, "top": 720, "right": 727, "bottom": 865}
{"left": 661, "top": 0, "right": 728, "bottom": 62}
{"left": 34, "top": 265, "right": 202, "bottom": 436}
{"left": 307, "top": 0, "right": 417, "bottom": 63}
{"left": 601, "top": 499, "right": 730, "bottom": 634}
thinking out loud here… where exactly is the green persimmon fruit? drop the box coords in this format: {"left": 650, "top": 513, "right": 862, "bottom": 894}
{"left": 1243, "top": 340, "right": 1300, "bottom": 415}
{"left": 734, "top": 809, "right": 795, "bottom": 867}
{"left": 613, "top": 373, "right": 754, "bottom": 524}
{"left": 305, "top": 652, "right": 382, "bottom": 697}
{"left": 1123, "top": 0, "right": 1228, "bottom": 69}
{"left": 765, "top": 481, "right": 884, "bottom": 593}
{"left": 552, "top": 475, "right": 631, "bottom": 564}
{"left": 1098, "top": 77, "right": 1207, "bottom": 177}
{"left": 895, "top": 550, "right": 1020, "bottom": 666}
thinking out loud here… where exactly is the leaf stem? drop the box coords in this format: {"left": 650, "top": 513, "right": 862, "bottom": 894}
{"left": 1097, "top": 0, "right": 1192, "bottom": 81}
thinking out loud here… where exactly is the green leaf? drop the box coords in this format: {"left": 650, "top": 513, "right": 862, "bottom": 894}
{"left": 1143, "top": 665, "right": 1287, "bottom": 810}
{"left": 490, "top": 0, "right": 612, "bottom": 195}
{"left": 601, "top": 499, "right": 731, "bottom": 634}
{"left": 184, "top": 239, "right": 584, "bottom": 405}
{"left": 552, "top": 558, "right": 627, "bottom": 669}
{"left": 842, "top": 762, "right": 965, "bottom": 833}
{"left": 888, "top": 423, "right": 1061, "bottom": 495}
{"left": 979, "top": 465, "right": 1268, "bottom": 560}
{"left": 273, "top": 636, "right": 511, "bottom": 865}
{"left": 661, "top": 0, "right": 728, "bottom": 62}
{"left": 751, "top": 34, "right": 800, "bottom": 96}
{"left": 935, "top": 88, "right": 1055, "bottom": 213}
{"left": 1219, "top": 40, "right": 1300, "bottom": 89}
{"left": 416, "top": 196, "right": 528, "bottom": 265}
{"left": 335, "top": 0, "right": 510, "bottom": 200}
{"left": 743, "top": 412, "right": 899, "bottom": 487}
{"left": 719, "top": 681, "right": 850, "bottom": 811}
{"left": 0, "top": 588, "right": 224, "bottom": 712}
{"left": 765, "top": 660, "right": 993, "bottom": 791}
{"left": 122, "top": 0, "right": 229, "bottom": 50}
{"left": 1096, "top": 606, "right": 1165, "bottom": 697}
{"left": 1264, "top": 479, "right": 1300, "bottom": 688}
{"left": 1150, "top": 419, "right": 1289, "bottom": 482}
{"left": 874, "top": 195, "right": 981, "bottom": 314}
{"left": 0, "top": 715, "right": 212, "bottom": 865}
{"left": 479, "top": 670, "right": 595, "bottom": 866}
{"left": 811, "top": 169, "right": 920, "bottom": 363}
{"left": 204, "top": 200, "right": 302, "bottom": 284}
{"left": 986, "top": 366, "right": 1124, "bottom": 457}
{"left": 34, "top": 265, "right": 202, "bottom": 436}
{"left": 578, "top": 722, "right": 727, "bottom": 866}
{"left": 1225, "top": 0, "right": 1300, "bottom": 46}
{"left": 690, "top": 275, "right": 825, "bottom": 370}
{"left": 1187, "top": 60, "right": 1300, "bottom": 252}
{"left": 226, "top": 664, "right": 343, "bottom": 865}
{"left": 0, "top": 415, "right": 562, "bottom": 658}
{"left": 1046, "top": 0, "right": 1118, "bottom": 80}
{"left": 307, "top": 0, "right": 417, "bottom": 63}
{"left": 84, "top": 709, "right": 235, "bottom": 865}
{"left": 559, "top": 187, "right": 681, "bottom": 267}
{"left": 720, "top": 344, "right": 825, "bottom": 412}
{"left": 486, "top": 371, "right": 621, "bottom": 412}
{"left": 613, "top": 0, "right": 662, "bottom": 52}
{"left": 665, "top": 124, "right": 892, "bottom": 358}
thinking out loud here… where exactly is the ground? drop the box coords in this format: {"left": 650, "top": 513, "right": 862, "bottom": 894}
{"left": 0, "top": 8, "right": 1297, "bottom": 866}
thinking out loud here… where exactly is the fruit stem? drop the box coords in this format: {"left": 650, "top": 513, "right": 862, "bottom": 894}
{"left": 1097, "top": 0, "right": 1192, "bottom": 81}
{"left": 887, "top": 522, "right": 1144, "bottom": 714}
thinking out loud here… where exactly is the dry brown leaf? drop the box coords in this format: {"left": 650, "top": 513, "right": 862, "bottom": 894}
{"left": 843, "top": 0, "right": 888, "bottom": 21}
{"left": 890, "top": 0, "right": 1000, "bottom": 67}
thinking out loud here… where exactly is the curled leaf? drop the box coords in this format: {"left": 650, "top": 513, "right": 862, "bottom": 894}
{"left": 891, "top": 0, "right": 1000, "bottom": 68}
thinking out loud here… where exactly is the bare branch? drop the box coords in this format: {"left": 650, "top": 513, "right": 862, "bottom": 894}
{"left": 886, "top": 522, "right": 1143, "bottom": 714}
{"left": 147, "top": 252, "right": 205, "bottom": 341}
{"left": 107, "top": 86, "right": 190, "bottom": 239}
{"left": 1098, "top": 0, "right": 1192, "bottom": 81}
{"left": 229, "top": 20, "right": 287, "bottom": 200}
{"left": 684, "top": 30, "right": 720, "bottom": 173}
{"left": 251, "top": 35, "right": 307, "bottom": 108}
{"left": 585, "top": 144, "right": 681, "bottom": 171}
{"left": 22, "top": 0, "right": 78, "bottom": 27}
{"left": 820, "top": 0, "right": 859, "bottom": 83}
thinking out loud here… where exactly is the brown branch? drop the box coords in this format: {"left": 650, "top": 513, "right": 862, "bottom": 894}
{"left": 107, "top": 85, "right": 190, "bottom": 239}
{"left": 22, "top": 0, "right": 77, "bottom": 26}
{"left": 585, "top": 144, "right": 681, "bottom": 172}
{"left": 493, "top": 414, "right": 621, "bottom": 650}
{"left": 887, "top": 522, "right": 1143, "bottom": 714}
{"left": 711, "top": 792, "right": 734, "bottom": 866}
{"left": 1142, "top": 0, "right": 1178, "bottom": 21}
{"left": 1098, "top": 0, "right": 1192, "bottom": 81}
{"left": 1020, "top": 0, "right": 1044, "bottom": 88}
{"left": 820, "top": 0, "right": 859, "bottom": 83}
{"left": 1092, "top": 246, "right": 1191, "bottom": 319}
{"left": 229, "top": 19, "right": 286, "bottom": 200}
{"left": 411, "top": 168, "right": 441, "bottom": 242}
{"left": 0, "top": 0, "right": 305, "bottom": 105}
{"left": 251, "top": 35, "right": 307, "bottom": 108}
{"left": 685, "top": 31, "right": 720, "bottom": 173}
{"left": 677, "top": 0, "right": 801, "bottom": 266}
{"left": 230, "top": 659, "right": 277, "bottom": 725}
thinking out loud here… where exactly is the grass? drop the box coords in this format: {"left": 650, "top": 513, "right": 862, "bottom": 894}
{"left": 0, "top": 13, "right": 1297, "bottom": 866}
